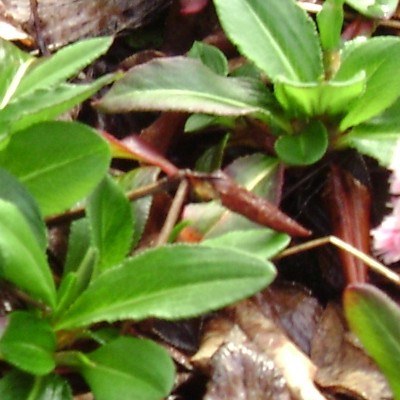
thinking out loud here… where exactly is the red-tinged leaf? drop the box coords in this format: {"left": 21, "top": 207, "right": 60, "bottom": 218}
{"left": 324, "top": 165, "right": 370, "bottom": 283}
{"left": 180, "top": 0, "right": 209, "bottom": 14}
{"left": 102, "top": 131, "right": 178, "bottom": 176}
{"left": 344, "top": 284, "right": 400, "bottom": 398}
{"left": 205, "top": 171, "right": 311, "bottom": 237}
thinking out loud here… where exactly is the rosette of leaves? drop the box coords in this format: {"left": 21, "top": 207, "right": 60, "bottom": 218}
{"left": 96, "top": 0, "right": 400, "bottom": 167}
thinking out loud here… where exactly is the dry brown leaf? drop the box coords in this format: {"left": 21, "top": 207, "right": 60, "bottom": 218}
{"left": 311, "top": 303, "right": 393, "bottom": 400}
{"left": 193, "top": 288, "right": 327, "bottom": 400}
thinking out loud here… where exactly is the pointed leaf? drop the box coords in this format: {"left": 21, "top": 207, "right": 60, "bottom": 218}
{"left": 14, "top": 37, "right": 113, "bottom": 98}
{"left": 0, "top": 200, "right": 56, "bottom": 307}
{"left": 87, "top": 175, "right": 133, "bottom": 274}
{"left": 0, "top": 311, "right": 56, "bottom": 375}
{"left": 213, "top": 0, "right": 323, "bottom": 81}
{"left": 80, "top": 337, "right": 174, "bottom": 400}
{"left": 344, "top": 284, "right": 400, "bottom": 398}
{"left": 202, "top": 229, "right": 290, "bottom": 259}
{"left": 337, "top": 97, "right": 400, "bottom": 166}
{"left": 96, "top": 57, "right": 278, "bottom": 122}
{"left": 317, "top": 0, "right": 345, "bottom": 51}
{"left": 55, "top": 244, "right": 276, "bottom": 330}
{"left": 336, "top": 37, "right": 400, "bottom": 130}
{"left": 0, "top": 121, "right": 111, "bottom": 216}
{"left": 0, "top": 167, "right": 46, "bottom": 250}
{"left": 0, "top": 371, "right": 72, "bottom": 400}
{"left": 275, "top": 121, "right": 328, "bottom": 165}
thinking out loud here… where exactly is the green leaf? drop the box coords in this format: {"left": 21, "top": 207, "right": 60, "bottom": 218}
{"left": 13, "top": 37, "right": 113, "bottom": 98}
{"left": 213, "top": 0, "right": 323, "bottom": 81}
{"left": 0, "top": 371, "right": 72, "bottom": 400}
{"left": 0, "top": 74, "right": 117, "bottom": 133}
{"left": 55, "top": 244, "right": 276, "bottom": 330}
{"left": 87, "top": 175, "right": 133, "bottom": 274}
{"left": 96, "top": 57, "right": 282, "bottom": 126}
{"left": 317, "top": 0, "right": 344, "bottom": 51}
{"left": 0, "top": 167, "right": 46, "bottom": 250}
{"left": 195, "top": 133, "right": 230, "bottom": 172}
{"left": 64, "top": 218, "right": 92, "bottom": 276}
{"left": 344, "top": 284, "right": 400, "bottom": 399}
{"left": 188, "top": 41, "right": 229, "bottom": 75}
{"left": 275, "top": 121, "right": 328, "bottom": 165}
{"left": 0, "top": 311, "right": 56, "bottom": 375}
{"left": 0, "top": 200, "right": 56, "bottom": 308}
{"left": 202, "top": 229, "right": 290, "bottom": 259}
{"left": 0, "top": 39, "right": 32, "bottom": 109}
{"left": 0, "top": 121, "right": 111, "bottom": 216}
{"left": 345, "top": 0, "right": 399, "bottom": 18}
{"left": 80, "top": 337, "right": 174, "bottom": 400}
{"left": 184, "top": 114, "right": 235, "bottom": 133}
{"left": 274, "top": 72, "right": 365, "bottom": 116}
{"left": 337, "top": 97, "right": 400, "bottom": 166}
{"left": 336, "top": 37, "right": 400, "bottom": 130}
{"left": 118, "top": 167, "right": 160, "bottom": 248}
{"left": 55, "top": 248, "right": 97, "bottom": 319}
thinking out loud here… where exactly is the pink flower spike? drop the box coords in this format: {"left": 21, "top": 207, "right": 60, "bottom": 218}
{"left": 371, "top": 212, "right": 400, "bottom": 264}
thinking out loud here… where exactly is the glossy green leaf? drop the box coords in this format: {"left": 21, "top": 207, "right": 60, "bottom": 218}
{"left": 202, "top": 229, "right": 290, "bottom": 259}
{"left": 336, "top": 37, "right": 400, "bottom": 130}
{"left": 0, "top": 39, "right": 32, "bottom": 109}
{"left": 188, "top": 41, "right": 228, "bottom": 75}
{"left": 0, "top": 311, "right": 56, "bottom": 375}
{"left": 275, "top": 121, "right": 328, "bottom": 165}
{"left": 213, "top": 0, "right": 323, "bottom": 81}
{"left": 96, "top": 57, "right": 280, "bottom": 124}
{"left": 274, "top": 72, "right": 365, "bottom": 116}
{"left": 0, "top": 371, "right": 72, "bottom": 400}
{"left": 345, "top": 0, "right": 398, "bottom": 18}
{"left": 0, "top": 200, "right": 56, "bottom": 307}
{"left": 55, "top": 244, "right": 276, "bottom": 330}
{"left": 0, "top": 75, "right": 116, "bottom": 133}
{"left": 0, "top": 121, "right": 111, "bottom": 216}
{"left": 317, "top": 0, "right": 344, "bottom": 51}
{"left": 344, "top": 284, "right": 400, "bottom": 398}
{"left": 0, "top": 167, "right": 46, "bottom": 250}
{"left": 13, "top": 37, "right": 113, "bottom": 98}
{"left": 337, "top": 97, "right": 400, "bottom": 166}
{"left": 118, "top": 167, "right": 160, "bottom": 248}
{"left": 87, "top": 175, "right": 133, "bottom": 274}
{"left": 80, "top": 337, "right": 174, "bottom": 400}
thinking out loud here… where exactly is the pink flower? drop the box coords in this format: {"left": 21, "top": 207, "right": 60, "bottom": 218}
{"left": 371, "top": 142, "right": 400, "bottom": 263}
{"left": 371, "top": 200, "right": 400, "bottom": 264}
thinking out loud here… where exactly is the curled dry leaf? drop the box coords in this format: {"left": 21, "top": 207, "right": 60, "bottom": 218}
{"left": 311, "top": 303, "right": 392, "bottom": 400}
{"left": 193, "top": 286, "right": 326, "bottom": 400}
{"left": 207, "top": 171, "right": 311, "bottom": 237}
